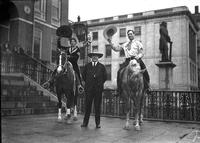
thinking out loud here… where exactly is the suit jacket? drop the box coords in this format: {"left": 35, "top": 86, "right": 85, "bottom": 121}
{"left": 82, "top": 62, "right": 107, "bottom": 93}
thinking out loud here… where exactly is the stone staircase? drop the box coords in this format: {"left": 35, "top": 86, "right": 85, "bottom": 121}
{"left": 1, "top": 73, "right": 58, "bottom": 116}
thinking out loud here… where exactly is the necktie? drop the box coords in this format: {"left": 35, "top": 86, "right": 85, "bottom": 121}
{"left": 93, "top": 62, "right": 96, "bottom": 66}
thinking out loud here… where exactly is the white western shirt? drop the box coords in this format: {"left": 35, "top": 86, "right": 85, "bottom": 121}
{"left": 110, "top": 39, "right": 144, "bottom": 59}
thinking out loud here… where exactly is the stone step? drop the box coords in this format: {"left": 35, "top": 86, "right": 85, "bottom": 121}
{"left": 1, "top": 75, "right": 24, "bottom": 82}
{"left": 1, "top": 74, "right": 58, "bottom": 116}
{"left": 1, "top": 95, "right": 51, "bottom": 102}
{"left": 1, "top": 101, "right": 57, "bottom": 109}
{"left": 1, "top": 78, "right": 29, "bottom": 86}
{"left": 1, "top": 87, "right": 42, "bottom": 96}
{"left": 2, "top": 84, "right": 37, "bottom": 91}
{"left": 1, "top": 107, "right": 58, "bottom": 116}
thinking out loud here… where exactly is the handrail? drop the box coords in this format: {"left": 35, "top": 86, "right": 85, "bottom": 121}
{"left": 23, "top": 52, "right": 52, "bottom": 71}
{"left": 1, "top": 51, "right": 53, "bottom": 85}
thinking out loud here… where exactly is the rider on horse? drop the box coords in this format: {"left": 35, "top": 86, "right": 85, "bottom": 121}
{"left": 48, "top": 37, "right": 83, "bottom": 90}
{"left": 107, "top": 30, "right": 151, "bottom": 95}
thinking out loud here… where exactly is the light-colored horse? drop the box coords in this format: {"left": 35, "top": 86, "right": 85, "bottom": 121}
{"left": 120, "top": 59, "right": 146, "bottom": 130}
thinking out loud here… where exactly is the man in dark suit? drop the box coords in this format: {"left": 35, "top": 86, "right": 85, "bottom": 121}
{"left": 81, "top": 52, "right": 107, "bottom": 128}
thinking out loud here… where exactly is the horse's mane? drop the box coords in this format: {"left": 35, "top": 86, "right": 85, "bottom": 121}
{"left": 125, "top": 59, "right": 144, "bottom": 92}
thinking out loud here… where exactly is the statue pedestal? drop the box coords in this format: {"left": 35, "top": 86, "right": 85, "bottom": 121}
{"left": 156, "top": 61, "right": 176, "bottom": 90}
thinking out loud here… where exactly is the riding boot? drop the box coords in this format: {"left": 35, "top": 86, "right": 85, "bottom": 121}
{"left": 143, "top": 77, "right": 151, "bottom": 94}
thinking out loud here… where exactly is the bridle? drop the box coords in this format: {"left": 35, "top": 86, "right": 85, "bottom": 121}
{"left": 56, "top": 49, "right": 70, "bottom": 74}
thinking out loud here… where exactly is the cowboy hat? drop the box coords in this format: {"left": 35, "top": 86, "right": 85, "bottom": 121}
{"left": 88, "top": 52, "right": 103, "bottom": 58}
{"left": 103, "top": 25, "right": 117, "bottom": 39}
{"left": 56, "top": 25, "right": 73, "bottom": 38}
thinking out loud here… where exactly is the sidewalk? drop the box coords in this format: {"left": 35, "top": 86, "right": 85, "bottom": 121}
{"left": 2, "top": 114, "right": 200, "bottom": 143}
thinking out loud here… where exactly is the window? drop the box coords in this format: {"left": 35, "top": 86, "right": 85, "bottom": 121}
{"left": 51, "top": 36, "right": 57, "bottom": 63}
{"left": 118, "top": 15, "right": 127, "bottom": 20}
{"left": 91, "top": 19, "right": 100, "bottom": 23}
{"left": 51, "top": 50, "right": 57, "bottom": 64}
{"left": 80, "top": 47, "right": 86, "bottom": 60}
{"left": 92, "top": 45, "right": 98, "bottom": 52}
{"left": 104, "top": 17, "right": 113, "bottom": 21}
{"left": 92, "top": 32, "right": 98, "bottom": 41}
{"left": 119, "top": 28, "right": 126, "bottom": 37}
{"left": 119, "top": 43, "right": 125, "bottom": 57}
{"left": 189, "top": 26, "right": 196, "bottom": 62}
{"left": 34, "top": 0, "right": 46, "bottom": 20}
{"left": 105, "top": 64, "right": 111, "bottom": 81}
{"left": 134, "top": 26, "right": 141, "bottom": 36}
{"left": 33, "top": 28, "right": 42, "bottom": 59}
{"left": 105, "top": 44, "right": 111, "bottom": 58}
{"left": 51, "top": 0, "right": 60, "bottom": 26}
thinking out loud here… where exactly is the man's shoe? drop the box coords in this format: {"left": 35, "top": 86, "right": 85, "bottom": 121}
{"left": 96, "top": 124, "right": 101, "bottom": 129}
{"left": 81, "top": 123, "right": 87, "bottom": 127}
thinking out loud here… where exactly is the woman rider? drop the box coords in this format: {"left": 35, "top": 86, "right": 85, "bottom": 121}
{"left": 67, "top": 37, "right": 82, "bottom": 85}
{"left": 47, "top": 37, "right": 82, "bottom": 90}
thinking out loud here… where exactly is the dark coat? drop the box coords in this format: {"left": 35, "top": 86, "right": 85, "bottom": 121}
{"left": 82, "top": 62, "right": 107, "bottom": 93}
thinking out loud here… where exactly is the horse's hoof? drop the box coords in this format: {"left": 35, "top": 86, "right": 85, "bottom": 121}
{"left": 57, "top": 117, "right": 62, "bottom": 122}
{"left": 123, "top": 125, "right": 131, "bottom": 130}
{"left": 139, "top": 120, "right": 144, "bottom": 125}
{"left": 64, "top": 114, "right": 71, "bottom": 119}
{"left": 135, "top": 125, "right": 141, "bottom": 131}
{"left": 73, "top": 117, "right": 78, "bottom": 121}
{"left": 66, "top": 119, "right": 72, "bottom": 124}
{"left": 65, "top": 115, "right": 72, "bottom": 124}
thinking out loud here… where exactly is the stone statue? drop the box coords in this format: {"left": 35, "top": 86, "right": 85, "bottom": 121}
{"left": 159, "top": 21, "right": 172, "bottom": 62}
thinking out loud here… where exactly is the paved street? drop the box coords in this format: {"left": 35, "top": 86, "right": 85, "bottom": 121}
{"left": 2, "top": 114, "right": 200, "bottom": 143}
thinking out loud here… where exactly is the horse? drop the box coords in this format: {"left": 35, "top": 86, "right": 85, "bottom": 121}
{"left": 119, "top": 58, "right": 146, "bottom": 130}
{"left": 43, "top": 50, "right": 83, "bottom": 123}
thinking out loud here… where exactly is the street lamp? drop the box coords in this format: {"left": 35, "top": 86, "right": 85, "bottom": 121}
{"left": 72, "top": 16, "right": 88, "bottom": 42}
{"left": 72, "top": 16, "right": 90, "bottom": 64}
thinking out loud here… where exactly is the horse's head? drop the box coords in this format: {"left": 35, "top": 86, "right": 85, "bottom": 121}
{"left": 57, "top": 50, "right": 70, "bottom": 74}
{"left": 128, "top": 59, "right": 141, "bottom": 74}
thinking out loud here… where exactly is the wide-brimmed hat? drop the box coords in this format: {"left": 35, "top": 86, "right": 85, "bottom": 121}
{"left": 88, "top": 52, "right": 103, "bottom": 58}
{"left": 103, "top": 25, "right": 117, "bottom": 39}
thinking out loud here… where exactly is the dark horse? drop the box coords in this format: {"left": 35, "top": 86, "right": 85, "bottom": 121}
{"left": 43, "top": 50, "right": 83, "bottom": 122}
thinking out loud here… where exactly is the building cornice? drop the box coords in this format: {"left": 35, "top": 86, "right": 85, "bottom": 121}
{"left": 86, "top": 9, "right": 199, "bottom": 31}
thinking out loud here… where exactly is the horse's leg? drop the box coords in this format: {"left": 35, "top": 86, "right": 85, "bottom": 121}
{"left": 124, "top": 111, "right": 131, "bottom": 130}
{"left": 64, "top": 89, "right": 74, "bottom": 124}
{"left": 56, "top": 88, "right": 62, "bottom": 121}
{"left": 123, "top": 94, "right": 131, "bottom": 130}
{"left": 139, "top": 91, "right": 145, "bottom": 125}
{"left": 134, "top": 92, "right": 141, "bottom": 131}
{"left": 73, "top": 89, "right": 78, "bottom": 121}
{"left": 72, "top": 73, "right": 79, "bottom": 121}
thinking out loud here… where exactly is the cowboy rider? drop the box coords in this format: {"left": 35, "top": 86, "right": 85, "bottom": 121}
{"left": 107, "top": 29, "right": 151, "bottom": 95}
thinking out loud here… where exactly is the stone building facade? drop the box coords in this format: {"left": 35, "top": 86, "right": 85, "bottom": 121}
{"left": 81, "top": 6, "right": 199, "bottom": 90}
{"left": 0, "top": 0, "right": 69, "bottom": 68}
